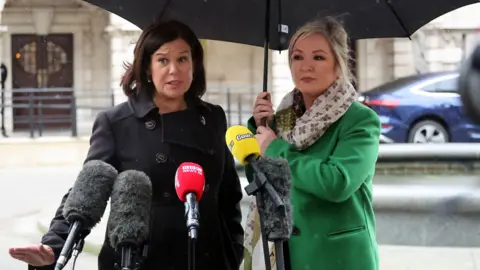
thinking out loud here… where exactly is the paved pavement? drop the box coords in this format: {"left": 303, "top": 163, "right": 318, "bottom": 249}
{"left": 4, "top": 166, "right": 480, "bottom": 269}
{"left": 0, "top": 166, "right": 98, "bottom": 269}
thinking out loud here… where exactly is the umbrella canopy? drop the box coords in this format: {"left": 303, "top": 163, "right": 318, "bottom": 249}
{"left": 85, "top": 0, "right": 478, "bottom": 50}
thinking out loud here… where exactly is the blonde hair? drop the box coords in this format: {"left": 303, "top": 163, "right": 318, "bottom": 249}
{"left": 288, "top": 16, "right": 355, "bottom": 87}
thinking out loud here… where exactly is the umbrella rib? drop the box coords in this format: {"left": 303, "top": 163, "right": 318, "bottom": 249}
{"left": 384, "top": 0, "right": 412, "bottom": 40}
{"left": 156, "top": 0, "right": 173, "bottom": 22}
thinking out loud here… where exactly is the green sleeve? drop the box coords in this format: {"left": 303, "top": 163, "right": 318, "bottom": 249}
{"left": 247, "top": 117, "right": 257, "bottom": 135}
{"left": 246, "top": 116, "right": 276, "bottom": 135}
{"left": 245, "top": 116, "right": 277, "bottom": 183}
{"left": 263, "top": 109, "right": 380, "bottom": 203}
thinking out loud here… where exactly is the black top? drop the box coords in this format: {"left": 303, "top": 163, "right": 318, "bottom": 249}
{"left": 30, "top": 90, "right": 244, "bottom": 270}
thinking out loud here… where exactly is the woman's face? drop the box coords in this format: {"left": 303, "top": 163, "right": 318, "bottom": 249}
{"left": 290, "top": 33, "right": 337, "bottom": 98}
{"left": 149, "top": 38, "right": 193, "bottom": 100}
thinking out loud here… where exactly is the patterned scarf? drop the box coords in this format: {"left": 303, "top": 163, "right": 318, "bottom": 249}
{"left": 241, "top": 78, "right": 357, "bottom": 270}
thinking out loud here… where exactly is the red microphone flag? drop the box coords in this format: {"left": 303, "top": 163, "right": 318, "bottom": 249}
{"left": 174, "top": 162, "right": 205, "bottom": 202}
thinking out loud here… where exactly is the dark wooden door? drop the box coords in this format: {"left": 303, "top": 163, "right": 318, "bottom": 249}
{"left": 11, "top": 34, "right": 74, "bottom": 131}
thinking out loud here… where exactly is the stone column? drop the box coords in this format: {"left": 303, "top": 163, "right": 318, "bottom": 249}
{"left": 271, "top": 51, "right": 292, "bottom": 108}
{"left": 356, "top": 39, "right": 395, "bottom": 91}
{"left": 105, "top": 14, "right": 141, "bottom": 106}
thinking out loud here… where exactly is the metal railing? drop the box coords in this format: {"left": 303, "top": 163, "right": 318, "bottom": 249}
{"left": 0, "top": 87, "right": 257, "bottom": 138}
{"left": 378, "top": 143, "right": 480, "bottom": 162}
{"left": 1, "top": 87, "right": 480, "bottom": 165}
{"left": 0, "top": 88, "right": 114, "bottom": 138}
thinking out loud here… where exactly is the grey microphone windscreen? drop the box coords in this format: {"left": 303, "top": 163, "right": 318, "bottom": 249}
{"left": 253, "top": 156, "right": 293, "bottom": 240}
{"left": 62, "top": 160, "right": 117, "bottom": 229}
{"left": 107, "top": 170, "right": 152, "bottom": 250}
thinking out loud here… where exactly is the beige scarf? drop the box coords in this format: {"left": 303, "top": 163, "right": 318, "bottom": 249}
{"left": 241, "top": 79, "right": 357, "bottom": 270}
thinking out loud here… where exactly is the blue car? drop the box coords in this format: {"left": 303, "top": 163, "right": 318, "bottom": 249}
{"left": 359, "top": 71, "right": 480, "bottom": 143}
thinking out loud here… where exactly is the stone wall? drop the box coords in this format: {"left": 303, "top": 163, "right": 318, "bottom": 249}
{"left": 0, "top": 0, "right": 112, "bottom": 134}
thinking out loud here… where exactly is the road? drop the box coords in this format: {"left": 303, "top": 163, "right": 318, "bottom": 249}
{"left": 3, "top": 166, "right": 480, "bottom": 270}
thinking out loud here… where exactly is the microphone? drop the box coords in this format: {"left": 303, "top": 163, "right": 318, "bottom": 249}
{"left": 458, "top": 43, "right": 480, "bottom": 124}
{"left": 174, "top": 162, "right": 205, "bottom": 270}
{"left": 250, "top": 157, "right": 293, "bottom": 240}
{"left": 225, "top": 125, "right": 286, "bottom": 212}
{"left": 225, "top": 125, "right": 293, "bottom": 270}
{"left": 174, "top": 162, "right": 205, "bottom": 240}
{"left": 107, "top": 170, "right": 152, "bottom": 270}
{"left": 55, "top": 160, "right": 118, "bottom": 270}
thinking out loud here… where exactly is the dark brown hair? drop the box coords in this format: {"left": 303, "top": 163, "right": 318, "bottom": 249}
{"left": 120, "top": 20, "right": 206, "bottom": 98}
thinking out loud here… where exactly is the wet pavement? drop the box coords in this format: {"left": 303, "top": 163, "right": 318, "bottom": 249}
{"left": 3, "top": 166, "right": 480, "bottom": 269}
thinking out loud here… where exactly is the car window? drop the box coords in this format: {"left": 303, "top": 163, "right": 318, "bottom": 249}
{"left": 421, "top": 77, "right": 458, "bottom": 93}
{"left": 363, "top": 74, "right": 428, "bottom": 93}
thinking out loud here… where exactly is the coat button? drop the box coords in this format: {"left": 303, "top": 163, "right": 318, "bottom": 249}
{"left": 199, "top": 115, "right": 206, "bottom": 126}
{"left": 163, "top": 192, "right": 172, "bottom": 200}
{"left": 156, "top": 153, "right": 167, "bottom": 163}
{"left": 207, "top": 149, "right": 215, "bottom": 156}
{"left": 145, "top": 120, "right": 156, "bottom": 130}
{"left": 292, "top": 226, "right": 300, "bottom": 236}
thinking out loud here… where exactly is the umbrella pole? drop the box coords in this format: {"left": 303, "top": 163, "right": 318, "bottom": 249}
{"left": 262, "top": 0, "right": 269, "bottom": 95}
{"left": 260, "top": 0, "right": 271, "bottom": 128}
{"left": 258, "top": 0, "right": 273, "bottom": 268}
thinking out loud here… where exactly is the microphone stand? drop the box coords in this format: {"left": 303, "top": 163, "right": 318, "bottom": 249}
{"left": 120, "top": 245, "right": 133, "bottom": 270}
{"left": 185, "top": 193, "right": 200, "bottom": 270}
{"left": 70, "top": 237, "right": 85, "bottom": 270}
{"left": 115, "top": 244, "right": 148, "bottom": 270}
{"left": 55, "top": 221, "right": 83, "bottom": 270}
{"left": 245, "top": 159, "right": 287, "bottom": 270}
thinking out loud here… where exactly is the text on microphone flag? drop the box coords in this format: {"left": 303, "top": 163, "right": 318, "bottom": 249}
{"left": 236, "top": 133, "right": 254, "bottom": 141}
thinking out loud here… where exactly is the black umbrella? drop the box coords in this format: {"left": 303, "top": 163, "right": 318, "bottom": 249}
{"left": 82, "top": 0, "right": 480, "bottom": 269}
{"left": 84, "top": 0, "right": 478, "bottom": 94}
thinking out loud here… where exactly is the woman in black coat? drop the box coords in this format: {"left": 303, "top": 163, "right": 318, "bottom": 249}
{"left": 9, "top": 20, "right": 245, "bottom": 270}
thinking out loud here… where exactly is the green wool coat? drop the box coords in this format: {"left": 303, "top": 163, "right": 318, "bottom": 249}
{"left": 246, "top": 101, "right": 381, "bottom": 270}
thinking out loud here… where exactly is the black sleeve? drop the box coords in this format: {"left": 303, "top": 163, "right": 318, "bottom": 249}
{"left": 215, "top": 105, "right": 245, "bottom": 264}
{"left": 29, "top": 111, "right": 117, "bottom": 270}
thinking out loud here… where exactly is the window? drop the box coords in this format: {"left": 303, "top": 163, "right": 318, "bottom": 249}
{"left": 421, "top": 77, "right": 458, "bottom": 94}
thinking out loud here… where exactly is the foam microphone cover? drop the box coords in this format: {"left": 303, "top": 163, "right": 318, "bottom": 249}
{"left": 253, "top": 156, "right": 293, "bottom": 240}
{"left": 225, "top": 125, "right": 261, "bottom": 165}
{"left": 62, "top": 160, "right": 117, "bottom": 229}
{"left": 175, "top": 162, "right": 205, "bottom": 201}
{"left": 108, "top": 170, "right": 152, "bottom": 250}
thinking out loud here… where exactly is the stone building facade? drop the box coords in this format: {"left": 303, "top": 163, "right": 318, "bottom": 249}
{"left": 0, "top": 0, "right": 478, "bottom": 135}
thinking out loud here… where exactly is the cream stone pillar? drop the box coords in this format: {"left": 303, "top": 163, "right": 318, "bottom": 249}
{"left": 105, "top": 14, "right": 141, "bottom": 105}
{"left": 31, "top": 8, "right": 54, "bottom": 35}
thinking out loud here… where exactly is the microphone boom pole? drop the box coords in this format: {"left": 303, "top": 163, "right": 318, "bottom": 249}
{"left": 54, "top": 221, "right": 82, "bottom": 270}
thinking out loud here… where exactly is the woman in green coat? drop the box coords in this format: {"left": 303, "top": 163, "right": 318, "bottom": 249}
{"left": 242, "top": 16, "right": 381, "bottom": 270}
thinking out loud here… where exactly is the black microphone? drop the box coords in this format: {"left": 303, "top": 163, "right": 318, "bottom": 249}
{"left": 459, "top": 43, "right": 480, "bottom": 124}
{"left": 55, "top": 160, "right": 118, "bottom": 270}
{"left": 107, "top": 170, "right": 152, "bottom": 270}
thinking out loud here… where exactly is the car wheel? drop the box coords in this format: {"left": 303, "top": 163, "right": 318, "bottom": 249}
{"left": 407, "top": 120, "right": 449, "bottom": 143}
